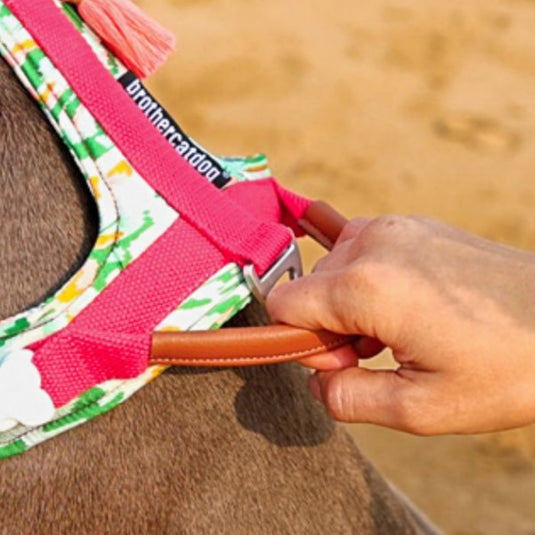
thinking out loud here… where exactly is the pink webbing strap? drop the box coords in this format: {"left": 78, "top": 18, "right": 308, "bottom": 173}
{"left": 6, "top": 0, "right": 295, "bottom": 276}
{"left": 31, "top": 220, "right": 227, "bottom": 405}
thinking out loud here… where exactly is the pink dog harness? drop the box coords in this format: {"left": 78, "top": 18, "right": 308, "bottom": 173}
{"left": 0, "top": 0, "right": 349, "bottom": 458}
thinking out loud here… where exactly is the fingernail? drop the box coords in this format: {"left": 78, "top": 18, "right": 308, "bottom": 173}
{"left": 308, "top": 373, "right": 323, "bottom": 402}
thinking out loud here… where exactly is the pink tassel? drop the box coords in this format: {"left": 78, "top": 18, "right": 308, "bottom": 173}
{"left": 64, "top": 0, "right": 176, "bottom": 79}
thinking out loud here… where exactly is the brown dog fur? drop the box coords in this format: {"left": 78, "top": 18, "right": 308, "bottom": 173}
{"left": 0, "top": 58, "right": 431, "bottom": 534}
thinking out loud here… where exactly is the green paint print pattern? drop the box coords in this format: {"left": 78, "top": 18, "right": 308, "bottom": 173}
{"left": 0, "top": 1, "right": 269, "bottom": 459}
{"left": 156, "top": 264, "right": 251, "bottom": 332}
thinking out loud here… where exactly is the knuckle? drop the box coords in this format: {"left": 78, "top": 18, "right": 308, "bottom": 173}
{"left": 338, "top": 218, "right": 372, "bottom": 243}
{"left": 322, "top": 374, "right": 356, "bottom": 422}
{"left": 328, "top": 261, "right": 393, "bottom": 336}
{"left": 408, "top": 214, "right": 433, "bottom": 225}
{"left": 312, "top": 254, "right": 330, "bottom": 273}
{"left": 358, "top": 215, "right": 426, "bottom": 250}
{"left": 361, "top": 215, "right": 407, "bottom": 239}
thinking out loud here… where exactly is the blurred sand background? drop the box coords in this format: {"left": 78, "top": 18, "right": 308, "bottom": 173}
{"left": 141, "top": 0, "right": 535, "bottom": 532}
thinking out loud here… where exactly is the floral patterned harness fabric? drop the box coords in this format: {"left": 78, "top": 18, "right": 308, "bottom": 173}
{"left": 0, "top": 1, "right": 272, "bottom": 459}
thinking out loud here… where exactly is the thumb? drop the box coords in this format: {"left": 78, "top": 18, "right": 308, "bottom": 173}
{"left": 309, "top": 367, "right": 417, "bottom": 432}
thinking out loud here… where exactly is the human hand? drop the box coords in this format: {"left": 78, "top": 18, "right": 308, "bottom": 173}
{"left": 267, "top": 216, "right": 535, "bottom": 435}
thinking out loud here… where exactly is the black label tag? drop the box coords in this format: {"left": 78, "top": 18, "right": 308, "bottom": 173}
{"left": 118, "top": 71, "right": 231, "bottom": 189}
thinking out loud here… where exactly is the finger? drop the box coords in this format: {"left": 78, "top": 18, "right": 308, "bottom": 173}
{"left": 267, "top": 272, "right": 337, "bottom": 330}
{"left": 298, "top": 337, "right": 384, "bottom": 370}
{"left": 308, "top": 367, "right": 414, "bottom": 431}
{"left": 299, "top": 345, "right": 359, "bottom": 371}
{"left": 266, "top": 271, "right": 354, "bottom": 333}
{"left": 313, "top": 239, "right": 354, "bottom": 273}
{"left": 335, "top": 217, "right": 372, "bottom": 247}
{"left": 313, "top": 218, "right": 373, "bottom": 274}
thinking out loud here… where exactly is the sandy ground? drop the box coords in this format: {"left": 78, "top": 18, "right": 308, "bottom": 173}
{"left": 141, "top": 0, "right": 535, "bottom": 532}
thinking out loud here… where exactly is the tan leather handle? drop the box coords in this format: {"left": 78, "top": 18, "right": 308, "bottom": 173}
{"left": 298, "top": 200, "right": 348, "bottom": 250}
{"left": 151, "top": 325, "right": 354, "bottom": 367}
{"left": 150, "top": 201, "right": 354, "bottom": 367}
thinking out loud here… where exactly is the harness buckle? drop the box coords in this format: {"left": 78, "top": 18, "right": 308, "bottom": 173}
{"left": 243, "top": 239, "right": 303, "bottom": 303}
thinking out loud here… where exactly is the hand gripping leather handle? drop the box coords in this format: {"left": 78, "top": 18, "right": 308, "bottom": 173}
{"left": 150, "top": 201, "right": 356, "bottom": 367}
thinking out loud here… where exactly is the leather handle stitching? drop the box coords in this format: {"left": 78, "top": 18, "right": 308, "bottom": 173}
{"left": 150, "top": 336, "right": 351, "bottom": 365}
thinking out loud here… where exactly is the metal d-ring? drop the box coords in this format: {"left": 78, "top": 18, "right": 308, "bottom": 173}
{"left": 243, "top": 240, "right": 303, "bottom": 303}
